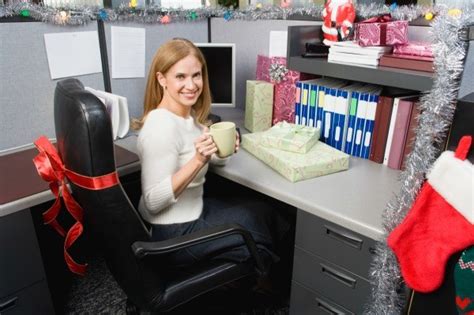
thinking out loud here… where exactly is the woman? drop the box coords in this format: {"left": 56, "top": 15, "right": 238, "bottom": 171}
{"left": 134, "top": 38, "right": 288, "bottom": 268}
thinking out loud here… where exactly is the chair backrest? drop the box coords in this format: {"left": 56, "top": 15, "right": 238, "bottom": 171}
{"left": 54, "top": 78, "right": 163, "bottom": 307}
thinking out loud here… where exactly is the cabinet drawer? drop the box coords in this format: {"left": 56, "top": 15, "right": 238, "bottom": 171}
{"left": 0, "top": 280, "right": 54, "bottom": 315}
{"left": 293, "top": 247, "right": 371, "bottom": 313}
{"left": 0, "top": 210, "right": 45, "bottom": 297}
{"left": 290, "top": 281, "right": 354, "bottom": 315}
{"left": 295, "top": 209, "right": 376, "bottom": 279}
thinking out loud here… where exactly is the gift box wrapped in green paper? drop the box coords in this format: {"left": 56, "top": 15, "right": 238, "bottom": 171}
{"left": 260, "top": 121, "right": 320, "bottom": 154}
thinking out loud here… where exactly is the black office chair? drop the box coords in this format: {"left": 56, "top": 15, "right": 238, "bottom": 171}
{"left": 53, "top": 78, "right": 268, "bottom": 314}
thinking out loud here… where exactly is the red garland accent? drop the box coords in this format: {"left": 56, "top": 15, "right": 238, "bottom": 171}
{"left": 32, "top": 136, "right": 119, "bottom": 276}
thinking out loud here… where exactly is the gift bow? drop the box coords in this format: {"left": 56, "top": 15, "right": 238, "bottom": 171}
{"left": 360, "top": 14, "right": 392, "bottom": 24}
{"left": 32, "top": 136, "right": 119, "bottom": 276}
{"left": 273, "top": 122, "right": 317, "bottom": 142}
{"left": 269, "top": 63, "right": 288, "bottom": 84}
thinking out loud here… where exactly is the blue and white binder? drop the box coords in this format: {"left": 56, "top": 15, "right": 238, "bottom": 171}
{"left": 322, "top": 80, "right": 347, "bottom": 146}
{"left": 323, "top": 87, "right": 337, "bottom": 145}
{"left": 351, "top": 91, "right": 370, "bottom": 156}
{"left": 308, "top": 84, "right": 318, "bottom": 127}
{"left": 329, "top": 89, "right": 344, "bottom": 147}
{"left": 360, "top": 89, "right": 382, "bottom": 159}
{"left": 300, "top": 82, "right": 310, "bottom": 126}
{"left": 316, "top": 83, "right": 327, "bottom": 134}
{"left": 333, "top": 83, "right": 364, "bottom": 151}
{"left": 344, "top": 90, "right": 360, "bottom": 154}
{"left": 297, "top": 78, "right": 322, "bottom": 126}
{"left": 294, "top": 81, "right": 302, "bottom": 124}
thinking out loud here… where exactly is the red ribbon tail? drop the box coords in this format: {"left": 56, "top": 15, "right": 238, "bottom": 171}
{"left": 64, "top": 222, "right": 87, "bottom": 276}
{"left": 42, "top": 196, "right": 66, "bottom": 237}
{"left": 62, "top": 182, "right": 84, "bottom": 223}
{"left": 49, "top": 220, "right": 67, "bottom": 238}
{"left": 32, "top": 135, "right": 119, "bottom": 276}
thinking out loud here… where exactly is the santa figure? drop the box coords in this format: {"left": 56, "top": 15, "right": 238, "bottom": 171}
{"left": 322, "top": 0, "right": 356, "bottom": 46}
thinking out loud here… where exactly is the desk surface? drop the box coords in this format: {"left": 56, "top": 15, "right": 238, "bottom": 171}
{"left": 0, "top": 109, "right": 401, "bottom": 240}
{"left": 215, "top": 109, "right": 401, "bottom": 240}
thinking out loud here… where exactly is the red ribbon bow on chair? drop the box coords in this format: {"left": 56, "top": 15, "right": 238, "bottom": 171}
{"left": 32, "top": 136, "right": 119, "bottom": 276}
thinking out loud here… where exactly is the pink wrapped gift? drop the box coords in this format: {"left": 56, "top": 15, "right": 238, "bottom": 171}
{"left": 256, "top": 55, "right": 313, "bottom": 125}
{"left": 355, "top": 15, "right": 408, "bottom": 47}
{"left": 393, "top": 42, "right": 433, "bottom": 58}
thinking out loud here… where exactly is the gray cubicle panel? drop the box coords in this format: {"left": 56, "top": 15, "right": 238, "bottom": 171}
{"left": 104, "top": 22, "right": 208, "bottom": 121}
{"left": 210, "top": 18, "right": 320, "bottom": 110}
{"left": 458, "top": 39, "right": 474, "bottom": 99}
{"left": 0, "top": 22, "right": 105, "bottom": 151}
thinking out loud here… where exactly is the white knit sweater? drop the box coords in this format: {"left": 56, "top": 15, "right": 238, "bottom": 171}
{"left": 137, "top": 108, "right": 226, "bottom": 225}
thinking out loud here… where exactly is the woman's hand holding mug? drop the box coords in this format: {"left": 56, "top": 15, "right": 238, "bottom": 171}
{"left": 194, "top": 127, "right": 217, "bottom": 165}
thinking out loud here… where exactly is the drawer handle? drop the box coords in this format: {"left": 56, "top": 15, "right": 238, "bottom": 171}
{"left": 320, "top": 263, "right": 357, "bottom": 288}
{"left": 324, "top": 225, "right": 363, "bottom": 249}
{"left": 315, "top": 297, "right": 347, "bottom": 315}
{"left": 0, "top": 296, "right": 18, "bottom": 312}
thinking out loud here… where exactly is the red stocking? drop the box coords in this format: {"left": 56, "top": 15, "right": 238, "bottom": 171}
{"left": 388, "top": 136, "right": 474, "bottom": 293}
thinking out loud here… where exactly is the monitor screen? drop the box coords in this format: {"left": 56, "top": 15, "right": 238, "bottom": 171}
{"left": 195, "top": 43, "right": 235, "bottom": 107}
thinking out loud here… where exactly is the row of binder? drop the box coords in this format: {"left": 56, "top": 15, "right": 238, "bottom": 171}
{"left": 294, "top": 78, "right": 421, "bottom": 169}
{"left": 294, "top": 78, "right": 382, "bottom": 159}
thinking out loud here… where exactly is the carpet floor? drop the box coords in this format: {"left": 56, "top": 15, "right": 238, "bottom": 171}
{"left": 64, "top": 256, "right": 289, "bottom": 315}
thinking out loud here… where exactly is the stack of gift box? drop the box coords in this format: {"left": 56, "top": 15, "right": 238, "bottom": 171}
{"left": 244, "top": 55, "right": 314, "bottom": 132}
{"left": 241, "top": 122, "right": 349, "bottom": 182}
{"left": 243, "top": 43, "right": 350, "bottom": 182}
{"left": 353, "top": 14, "right": 434, "bottom": 72}
{"left": 379, "top": 41, "right": 434, "bottom": 73}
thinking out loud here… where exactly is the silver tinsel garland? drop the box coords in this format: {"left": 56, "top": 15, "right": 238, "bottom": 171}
{"left": 1, "top": 0, "right": 473, "bottom": 311}
{"left": 365, "top": 7, "right": 473, "bottom": 314}
{"left": 0, "top": 3, "right": 449, "bottom": 26}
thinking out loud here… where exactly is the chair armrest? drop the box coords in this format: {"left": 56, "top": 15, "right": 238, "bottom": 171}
{"left": 131, "top": 223, "right": 265, "bottom": 274}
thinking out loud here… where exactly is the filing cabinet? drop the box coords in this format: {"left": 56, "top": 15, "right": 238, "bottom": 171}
{"left": 0, "top": 210, "right": 54, "bottom": 314}
{"left": 290, "top": 209, "right": 377, "bottom": 314}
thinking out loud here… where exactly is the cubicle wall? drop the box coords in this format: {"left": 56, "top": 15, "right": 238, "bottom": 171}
{"left": 104, "top": 22, "right": 208, "bottom": 121}
{"left": 1, "top": 18, "right": 320, "bottom": 151}
{"left": 2, "top": 19, "right": 459, "bottom": 152}
{"left": 210, "top": 18, "right": 320, "bottom": 109}
{"left": 0, "top": 22, "right": 104, "bottom": 151}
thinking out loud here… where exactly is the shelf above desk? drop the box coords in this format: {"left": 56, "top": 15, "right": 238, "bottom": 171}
{"left": 288, "top": 56, "right": 434, "bottom": 92}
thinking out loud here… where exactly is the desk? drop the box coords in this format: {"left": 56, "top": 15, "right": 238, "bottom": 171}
{"left": 130, "top": 108, "right": 401, "bottom": 314}
{"left": 0, "top": 108, "right": 402, "bottom": 314}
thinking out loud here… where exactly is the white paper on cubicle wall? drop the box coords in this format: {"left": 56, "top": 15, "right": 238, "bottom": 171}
{"left": 269, "top": 31, "right": 288, "bottom": 58}
{"left": 85, "top": 87, "right": 130, "bottom": 140}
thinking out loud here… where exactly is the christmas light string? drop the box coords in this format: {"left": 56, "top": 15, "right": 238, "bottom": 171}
{"left": 0, "top": 3, "right": 449, "bottom": 26}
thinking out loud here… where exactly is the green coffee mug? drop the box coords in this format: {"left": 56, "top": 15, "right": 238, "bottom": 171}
{"left": 210, "top": 121, "right": 236, "bottom": 158}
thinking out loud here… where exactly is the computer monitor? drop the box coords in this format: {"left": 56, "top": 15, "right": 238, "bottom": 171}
{"left": 195, "top": 43, "right": 236, "bottom": 108}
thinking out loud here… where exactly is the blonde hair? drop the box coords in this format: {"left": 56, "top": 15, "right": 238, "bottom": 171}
{"left": 132, "top": 38, "right": 211, "bottom": 129}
